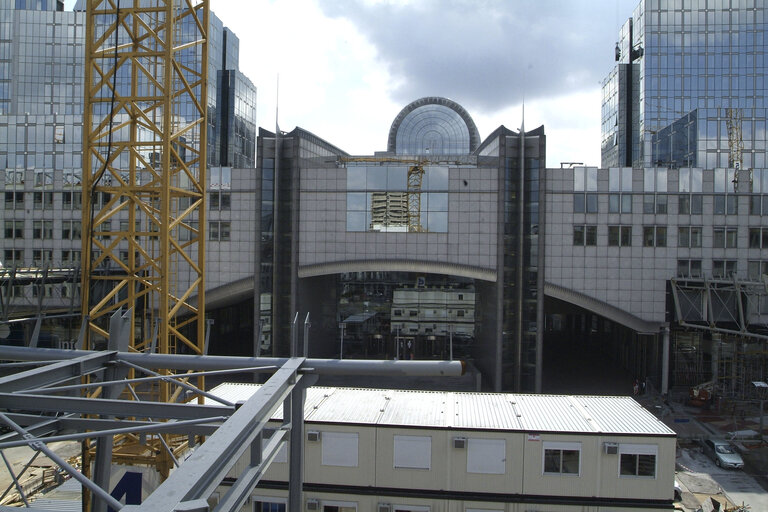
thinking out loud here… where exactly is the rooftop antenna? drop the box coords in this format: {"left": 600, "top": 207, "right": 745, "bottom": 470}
{"left": 275, "top": 74, "right": 280, "bottom": 136}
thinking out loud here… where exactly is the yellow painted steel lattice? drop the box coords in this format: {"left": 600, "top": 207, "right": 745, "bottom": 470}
{"left": 80, "top": 0, "right": 209, "bottom": 483}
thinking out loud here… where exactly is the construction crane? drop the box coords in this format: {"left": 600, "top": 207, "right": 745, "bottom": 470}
{"left": 80, "top": 0, "right": 209, "bottom": 496}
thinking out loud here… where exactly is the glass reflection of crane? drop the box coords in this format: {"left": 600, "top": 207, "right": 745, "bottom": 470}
{"left": 407, "top": 165, "right": 425, "bottom": 232}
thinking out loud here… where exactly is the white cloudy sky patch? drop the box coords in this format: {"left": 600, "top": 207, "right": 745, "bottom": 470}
{"left": 66, "top": 0, "right": 639, "bottom": 165}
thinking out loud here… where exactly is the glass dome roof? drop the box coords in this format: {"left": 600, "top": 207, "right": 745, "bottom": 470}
{"left": 387, "top": 97, "right": 480, "bottom": 155}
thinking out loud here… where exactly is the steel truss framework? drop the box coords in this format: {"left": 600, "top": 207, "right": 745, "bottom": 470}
{"left": 0, "top": 267, "right": 80, "bottom": 322}
{"left": 0, "top": 345, "right": 464, "bottom": 512}
{"left": 670, "top": 277, "right": 768, "bottom": 399}
{"left": 670, "top": 277, "right": 768, "bottom": 340}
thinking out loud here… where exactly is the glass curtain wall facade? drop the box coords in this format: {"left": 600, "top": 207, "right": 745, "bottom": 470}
{"left": 0, "top": 1, "right": 256, "bottom": 272}
{"left": 478, "top": 126, "right": 545, "bottom": 391}
{"left": 602, "top": 0, "right": 766, "bottom": 169}
{"left": 257, "top": 98, "right": 545, "bottom": 391}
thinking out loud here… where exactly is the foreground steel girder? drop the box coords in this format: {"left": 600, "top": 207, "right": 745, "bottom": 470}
{"left": 0, "top": 346, "right": 464, "bottom": 511}
{"left": 0, "top": 345, "right": 466, "bottom": 377}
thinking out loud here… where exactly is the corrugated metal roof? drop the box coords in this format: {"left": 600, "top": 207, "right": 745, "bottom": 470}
{"left": 207, "top": 384, "right": 675, "bottom": 436}
{"left": 513, "top": 395, "right": 599, "bottom": 433}
{"left": 305, "top": 388, "right": 389, "bottom": 424}
{"left": 572, "top": 395, "right": 674, "bottom": 435}
{"left": 378, "top": 390, "right": 449, "bottom": 427}
{"left": 452, "top": 393, "right": 522, "bottom": 430}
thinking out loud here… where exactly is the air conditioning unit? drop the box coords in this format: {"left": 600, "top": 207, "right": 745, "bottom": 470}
{"left": 377, "top": 504, "right": 392, "bottom": 512}
{"left": 604, "top": 442, "right": 618, "bottom": 455}
{"left": 453, "top": 437, "right": 467, "bottom": 449}
{"left": 307, "top": 431, "right": 321, "bottom": 442}
{"left": 306, "top": 499, "right": 320, "bottom": 510}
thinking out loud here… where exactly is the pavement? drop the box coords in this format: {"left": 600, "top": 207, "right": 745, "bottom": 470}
{"left": 636, "top": 392, "right": 768, "bottom": 512}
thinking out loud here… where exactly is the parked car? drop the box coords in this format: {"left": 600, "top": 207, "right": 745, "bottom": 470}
{"left": 701, "top": 438, "right": 744, "bottom": 469}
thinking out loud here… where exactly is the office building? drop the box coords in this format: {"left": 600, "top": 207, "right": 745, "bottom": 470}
{"left": 601, "top": 0, "right": 766, "bottom": 169}
{"left": 544, "top": 163, "right": 768, "bottom": 400}
{"left": 256, "top": 97, "right": 545, "bottom": 392}
{"left": 0, "top": 1, "right": 256, "bottom": 338}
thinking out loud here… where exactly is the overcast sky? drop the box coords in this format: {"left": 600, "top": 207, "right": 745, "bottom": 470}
{"left": 69, "top": 0, "right": 640, "bottom": 166}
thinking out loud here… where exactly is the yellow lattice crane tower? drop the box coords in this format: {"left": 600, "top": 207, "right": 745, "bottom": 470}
{"left": 80, "top": 0, "right": 209, "bottom": 488}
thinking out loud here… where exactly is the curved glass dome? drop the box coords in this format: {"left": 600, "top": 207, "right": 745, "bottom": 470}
{"left": 387, "top": 97, "right": 480, "bottom": 155}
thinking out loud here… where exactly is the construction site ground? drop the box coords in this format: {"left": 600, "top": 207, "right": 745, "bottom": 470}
{"left": 639, "top": 392, "right": 768, "bottom": 511}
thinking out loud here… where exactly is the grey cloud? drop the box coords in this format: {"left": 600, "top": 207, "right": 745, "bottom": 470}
{"left": 320, "top": 0, "right": 637, "bottom": 115}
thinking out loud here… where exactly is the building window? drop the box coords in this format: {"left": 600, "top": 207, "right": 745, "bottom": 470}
{"left": 4, "top": 191, "right": 23, "bottom": 210}
{"left": 643, "top": 226, "right": 666, "bottom": 247}
{"left": 714, "top": 168, "right": 737, "bottom": 215}
{"left": 678, "top": 226, "right": 702, "bottom": 248}
{"left": 33, "top": 191, "right": 53, "bottom": 209}
{"left": 4, "top": 220, "right": 23, "bottom": 239}
{"left": 573, "top": 166, "right": 598, "bottom": 213}
{"left": 209, "top": 221, "right": 231, "bottom": 241}
{"left": 677, "top": 259, "right": 702, "bottom": 278}
{"left": 62, "top": 220, "right": 82, "bottom": 240}
{"left": 543, "top": 441, "right": 581, "bottom": 476}
{"left": 643, "top": 168, "right": 667, "bottom": 214}
{"left": 747, "top": 261, "right": 768, "bottom": 280}
{"left": 3, "top": 250, "right": 23, "bottom": 265}
{"left": 61, "top": 250, "right": 81, "bottom": 264}
{"left": 713, "top": 227, "right": 738, "bottom": 248}
{"left": 608, "top": 167, "right": 632, "bottom": 213}
{"left": 321, "top": 432, "right": 358, "bottom": 468}
{"left": 678, "top": 168, "right": 703, "bottom": 214}
{"left": 467, "top": 438, "right": 506, "bottom": 475}
{"left": 748, "top": 227, "right": 768, "bottom": 249}
{"left": 573, "top": 225, "right": 597, "bottom": 246}
{"left": 32, "top": 250, "right": 53, "bottom": 266}
{"left": 712, "top": 260, "right": 737, "bottom": 279}
{"left": 62, "top": 191, "right": 82, "bottom": 210}
{"left": 209, "top": 191, "right": 231, "bottom": 210}
{"left": 320, "top": 502, "right": 357, "bottom": 512}
{"left": 393, "top": 435, "right": 431, "bottom": 470}
{"left": 608, "top": 225, "right": 631, "bottom": 247}
{"left": 209, "top": 166, "right": 232, "bottom": 190}
{"left": 619, "top": 444, "right": 656, "bottom": 478}
{"left": 253, "top": 501, "right": 286, "bottom": 512}
{"left": 750, "top": 169, "right": 768, "bottom": 215}
{"left": 33, "top": 221, "right": 52, "bottom": 240}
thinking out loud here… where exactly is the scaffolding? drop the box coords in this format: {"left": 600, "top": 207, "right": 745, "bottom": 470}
{"left": 670, "top": 277, "right": 768, "bottom": 400}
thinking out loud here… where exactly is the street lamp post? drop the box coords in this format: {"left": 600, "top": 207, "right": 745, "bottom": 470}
{"left": 339, "top": 322, "right": 346, "bottom": 360}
